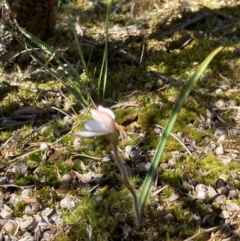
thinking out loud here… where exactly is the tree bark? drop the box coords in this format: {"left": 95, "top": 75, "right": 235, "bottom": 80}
{"left": 0, "top": 0, "right": 55, "bottom": 67}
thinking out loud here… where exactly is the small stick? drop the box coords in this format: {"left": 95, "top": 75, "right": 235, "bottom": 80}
{"left": 155, "top": 124, "right": 192, "bottom": 155}
{"left": 184, "top": 210, "right": 240, "bottom": 241}
{"left": 167, "top": 12, "right": 210, "bottom": 34}
{"left": 207, "top": 210, "right": 240, "bottom": 241}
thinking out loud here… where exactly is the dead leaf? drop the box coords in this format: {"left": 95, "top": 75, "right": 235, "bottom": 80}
{"left": 122, "top": 223, "right": 132, "bottom": 240}
{"left": 115, "top": 122, "right": 127, "bottom": 138}
{"left": 14, "top": 106, "right": 40, "bottom": 115}
{"left": 21, "top": 196, "right": 38, "bottom": 203}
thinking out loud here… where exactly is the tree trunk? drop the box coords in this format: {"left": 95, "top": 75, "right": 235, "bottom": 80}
{"left": 0, "top": 0, "right": 55, "bottom": 67}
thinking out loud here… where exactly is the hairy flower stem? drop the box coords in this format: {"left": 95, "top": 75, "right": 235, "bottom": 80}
{"left": 111, "top": 143, "right": 141, "bottom": 230}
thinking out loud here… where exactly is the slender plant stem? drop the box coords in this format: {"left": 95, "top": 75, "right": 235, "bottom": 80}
{"left": 111, "top": 143, "right": 140, "bottom": 229}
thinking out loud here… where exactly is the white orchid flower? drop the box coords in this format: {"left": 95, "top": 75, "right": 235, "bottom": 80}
{"left": 75, "top": 105, "right": 115, "bottom": 137}
{"left": 75, "top": 105, "right": 139, "bottom": 226}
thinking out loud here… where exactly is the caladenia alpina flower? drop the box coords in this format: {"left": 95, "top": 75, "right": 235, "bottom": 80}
{"left": 74, "top": 105, "right": 141, "bottom": 229}
{"left": 75, "top": 105, "right": 116, "bottom": 140}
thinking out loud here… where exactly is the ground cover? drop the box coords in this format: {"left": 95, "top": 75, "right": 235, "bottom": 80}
{"left": 0, "top": 0, "right": 240, "bottom": 240}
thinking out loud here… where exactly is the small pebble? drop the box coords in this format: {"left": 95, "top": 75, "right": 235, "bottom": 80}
{"left": 60, "top": 196, "right": 75, "bottom": 210}
{"left": 164, "top": 213, "right": 175, "bottom": 222}
{"left": 167, "top": 193, "right": 180, "bottom": 202}
{"left": 24, "top": 205, "right": 32, "bottom": 213}
{"left": 96, "top": 195, "right": 103, "bottom": 202}
{"left": 153, "top": 126, "right": 161, "bottom": 134}
{"left": 40, "top": 143, "right": 49, "bottom": 151}
{"left": 129, "top": 150, "right": 139, "bottom": 159}
{"left": 62, "top": 174, "right": 71, "bottom": 183}
{"left": 193, "top": 212, "right": 201, "bottom": 227}
{"left": 144, "top": 82, "right": 153, "bottom": 90}
{"left": 219, "top": 210, "right": 230, "bottom": 219}
{"left": 103, "top": 155, "right": 111, "bottom": 162}
{"left": 63, "top": 115, "right": 74, "bottom": 126}
{"left": 0, "top": 205, "right": 13, "bottom": 218}
{"left": 213, "top": 195, "right": 227, "bottom": 205}
{"left": 20, "top": 216, "right": 34, "bottom": 230}
{"left": 214, "top": 129, "right": 225, "bottom": 138}
{"left": 222, "top": 227, "right": 231, "bottom": 238}
{"left": 156, "top": 79, "right": 164, "bottom": 87}
{"left": 215, "top": 99, "right": 225, "bottom": 108}
{"left": 217, "top": 135, "right": 225, "bottom": 143}
{"left": 40, "top": 126, "right": 51, "bottom": 134}
{"left": 125, "top": 145, "right": 133, "bottom": 155}
{"left": 228, "top": 190, "right": 238, "bottom": 199}
{"left": 219, "top": 174, "right": 228, "bottom": 183}
{"left": 202, "top": 214, "right": 213, "bottom": 225}
{"left": 216, "top": 186, "right": 228, "bottom": 195}
{"left": 226, "top": 203, "right": 240, "bottom": 213}
{"left": 207, "top": 186, "right": 217, "bottom": 197}
{"left": 31, "top": 202, "right": 41, "bottom": 213}
{"left": 4, "top": 220, "right": 17, "bottom": 233}
{"left": 168, "top": 159, "right": 176, "bottom": 167}
{"left": 204, "top": 143, "right": 216, "bottom": 154}
{"left": 195, "top": 184, "right": 207, "bottom": 193}
{"left": 94, "top": 174, "right": 103, "bottom": 184}
{"left": 215, "top": 145, "right": 224, "bottom": 155}
{"left": 53, "top": 130, "right": 61, "bottom": 138}
{"left": 21, "top": 189, "right": 32, "bottom": 197}
{"left": 144, "top": 162, "right": 151, "bottom": 171}
{"left": 197, "top": 190, "right": 207, "bottom": 199}
{"left": 228, "top": 128, "right": 239, "bottom": 137}
{"left": 160, "top": 163, "right": 169, "bottom": 169}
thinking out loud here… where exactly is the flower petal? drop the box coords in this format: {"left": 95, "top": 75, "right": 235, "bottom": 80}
{"left": 84, "top": 120, "right": 109, "bottom": 132}
{"left": 91, "top": 109, "right": 115, "bottom": 132}
{"left": 98, "top": 105, "right": 115, "bottom": 119}
{"left": 74, "top": 130, "right": 107, "bottom": 137}
{"left": 74, "top": 106, "right": 116, "bottom": 138}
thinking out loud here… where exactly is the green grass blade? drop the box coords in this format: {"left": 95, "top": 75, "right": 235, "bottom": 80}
{"left": 66, "top": 10, "right": 89, "bottom": 77}
{"left": 138, "top": 46, "right": 224, "bottom": 214}
{"left": 8, "top": 19, "right": 91, "bottom": 106}
{"left": 13, "top": 20, "right": 79, "bottom": 78}
{"left": 29, "top": 51, "right": 89, "bottom": 106}
{"left": 97, "top": 0, "right": 112, "bottom": 99}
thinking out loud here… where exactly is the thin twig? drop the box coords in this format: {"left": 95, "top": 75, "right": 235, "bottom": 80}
{"left": 8, "top": 122, "right": 79, "bottom": 166}
{"left": 155, "top": 124, "right": 192, "bottom": 155}
{"left": 72, "top": 153, "right": 102, "bottom": 160}
{"left": 139, "top": 44, "right": 145, "bottom": 65}
{"left": 0, "top": 184, "right": 34, "bottom": 189}
{"left": 167, "top": 12, "right": 210, "bottom": 34}
{"left": 151, "top": 185, "right": 168, "bottom": 196}
{"left": 184, "top": 210, "right": 240, "bottom": 241}
{"left": 50, "top": 106, "right": 70, "bottom": 116}
{"left": 207, "top": 210, "right": 240, "bottom": 241}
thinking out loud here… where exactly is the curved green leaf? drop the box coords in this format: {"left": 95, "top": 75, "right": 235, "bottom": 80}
{"left": 138, "top": 46, "right": 224, "bottom": 215}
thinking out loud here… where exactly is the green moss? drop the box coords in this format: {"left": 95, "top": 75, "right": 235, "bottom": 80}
{"left": 15, "top": 175, "right": 35, "bottom": 186}
{"left": 163, "top": 187, "right": 174, "bottom": 197}
{"left": 12, "top": 201, "right": 27, "bottom": 217}
{"left": 37, "top": 187, "right": 58, "bottom": 207}
{"left": 37, "top": 165, "right": 59, "bottom": 186}
{"left": 25, "top": 152, "right": 42, "bottom": 168}
{"left": 55, "top": 235, "right": 71, "bottom": 241}
{"left": 64, "top": 187, "right": 134, "bottom": 240}
{"left": 115, "top": 109, "right": 138, "bottom": 125}
{"left": 1, "top": 0, "right": 240, "bottom": 240}
{"left": 137, "top": 104, "right": 163, "bottom": 129}
{"left": 118, "top": 138, "right": 140, "bottom": 150}
{"left": 56, "top": 162, "right": 72, "bottom": 174}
